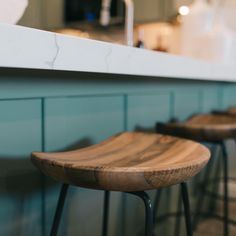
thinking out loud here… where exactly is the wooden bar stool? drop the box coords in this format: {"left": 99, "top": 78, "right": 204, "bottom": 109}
{"left": 226, "top": 108, "right": 236, "bottom": 116}
{"left": 213, "top": 107, "right": 236, "bottom": 117}
{"left": 156, "top": 114, "right": 236, "bottom": 236}
{"left": 219, "top": 108, "right": 236, "bottom": 116}
{"left": 31, "top": 132, "right": 210, "bottom": 236}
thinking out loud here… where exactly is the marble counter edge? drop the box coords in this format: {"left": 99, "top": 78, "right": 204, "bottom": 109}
{"left": 0, "top": 23, "right": 236, "bottom": 82}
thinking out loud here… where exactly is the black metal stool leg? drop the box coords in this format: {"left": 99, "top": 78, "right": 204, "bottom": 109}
{"left": 153, "top": 189, "right": 162, "bottom": 223}
{"left": 221, "top": 141, "right": 229, "bottom": 236}
{"left": 50, "top": 184, "right": 69, "bottom": 236}
{"left": 181, "top": 183, "right": 193, "bottom": 236}
{"left": 127, "top": 191, "right": 153, "bottom": 236}
{"left": 208, "top": 151, "right": 222, "bottom": 212}
{"left": 102, "top": 191, "right": 110, "bottom": 236}
{"left": 174, "top": 187, "right": 182, "bottom": 236}
{"left": 192, "top": 145, "right": 216, "bottom": 230}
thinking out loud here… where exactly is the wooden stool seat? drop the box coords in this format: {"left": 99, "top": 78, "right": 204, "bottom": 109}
{"left": 223, "top": 107, "right": 236, "bottom": 116}
{"left": 157, "top": 114, "right": 236, "bottom": 142}
{"left": 31, "top": 132, "right": 209, "bottom": 192}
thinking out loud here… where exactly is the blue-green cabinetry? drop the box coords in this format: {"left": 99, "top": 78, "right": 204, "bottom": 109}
{"left": 0, "top": 70, "right": 235, "bottom": 236}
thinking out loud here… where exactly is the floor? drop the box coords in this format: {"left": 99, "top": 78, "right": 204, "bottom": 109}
{"left": 196, "top": 219, "right": 236, "bottom": 236}
{"left": 195, "top": 195, "right": 236, "bottom": 236}
{"left": 153, "top": 181, "right": 236, "bottom": 236}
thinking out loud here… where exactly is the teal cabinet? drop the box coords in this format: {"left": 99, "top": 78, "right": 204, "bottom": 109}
{"left": 127, "top": 93, "right": 171, "bottom": 131}
{"left": 0, "top": 99, "right": 42, "bottom": 236}
{"left": 44, "top": 96, "right": 125, "bottom": 150}
{"left": 173, "top": 91, "right": 201, "bottom": 120}
{"left": 0, "top": 71, "right": 235, "bottom": 236}
{"left": 222, "top": 84, "right": 236, "bottom": 109}
{"left": 44, "top": 96, "right": 124, "bottom": 236}
{"left": 201, "top": 87, "right": 221, "bottom": 113}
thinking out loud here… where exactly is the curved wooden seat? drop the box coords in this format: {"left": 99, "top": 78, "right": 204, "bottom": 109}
{"left": 31, "top": 132, "right": 210, "bottom": 192}
{"left": 225, "top": 107, "right": 236, "bottom": 116}
{"left": 213, "top": 107, "right": 236, "bottom": 117}
{"left": 157, "top": 114, "right": 236, "bottom": 142}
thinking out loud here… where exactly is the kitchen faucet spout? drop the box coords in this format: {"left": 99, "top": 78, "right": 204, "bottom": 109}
{"left": 124, "top": 0, "right": 134, "bottom": 46}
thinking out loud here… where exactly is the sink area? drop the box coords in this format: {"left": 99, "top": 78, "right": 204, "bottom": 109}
{"left": 53, "top": 22, "right": 127, "bottom": 45}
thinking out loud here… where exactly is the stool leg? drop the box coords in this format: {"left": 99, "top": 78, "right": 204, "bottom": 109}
{"left": 221, "top": 141, "right": 229, "bottom": 236}
{"left": 102, "top": 191, "right": 110, "bottom": 236}
{"left": 127, "top": 191, "right": 153, "bottom": 236}
{"left": 50, "top": 184, "right": 69, "bottom": 236}
{"left": 192, "top": 150, "right": 214, "bottom": 230}
{"left": 180, "top": 182, "right": 193, "bottom": 236}
{"left": 208, "top": 154, "right": 222, "bottom": 212}
{"left": 153, "top": 189, "right": 162, "bottom": 223}
{"left": 174, "top": 187, "right": 182, "bottom": 236}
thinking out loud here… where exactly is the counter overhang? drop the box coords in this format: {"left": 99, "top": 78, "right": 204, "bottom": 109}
{"left": 1, "top": 23, "right": 236, "bottom": 82}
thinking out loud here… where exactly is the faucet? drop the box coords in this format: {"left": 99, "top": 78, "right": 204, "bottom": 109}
{"left": 100, "top": 0, "right": 112, "bottom": 26}
{"left": 100, "top": 0, "right": 134, "bottom": 46}
{"left": 123, "top": 0, "right": 134, "bottom": 46}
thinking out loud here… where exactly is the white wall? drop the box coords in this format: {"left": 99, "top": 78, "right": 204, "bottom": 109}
{"left": 18, "top": 0, "right": 43, "bottom": 28}
{"left": 18, "top": 0, "right": 64, "bottom": 29}
{"left": 134, "top": 0, "right": 165, "bottom": 22}
{"left": 225, "top": 0, "right": 236, "bottom": 31}
{"left": 42, "top": 0, "right": 64, "bottom": 29}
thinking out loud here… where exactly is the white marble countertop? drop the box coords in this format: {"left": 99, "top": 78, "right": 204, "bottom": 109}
{"left": 1, "top": 23, "right": 236, "bottom": 82}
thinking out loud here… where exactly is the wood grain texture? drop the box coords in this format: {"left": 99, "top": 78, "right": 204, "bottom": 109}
{"left": 226, "top": 107, "right": 236, "bottom": 116}
{"left": 31, "top": 132, "right": 210, "bottom": 192}
{"left": 213, "top": 107, "right": 236, "bottom": 117}
{"left": 157, "top": 114, "right": 236, "bottom": 142}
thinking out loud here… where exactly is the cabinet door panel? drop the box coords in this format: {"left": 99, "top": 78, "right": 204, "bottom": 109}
{"left": 222, "top": 85, "right": 236, "bottom": 109}
{"left": 174, "top": 92, "right": 200, "bottom": 120}
{"left": 202, "top": 89, "right": 220, "bottom": 113}
{"left": 0, "top": 99, "right": 42, "bottom": 236}
{"left": 44, "top": 96, "right": 124, "bottom": 235}
{"left": 127, "top": 93, "right": 170, "bottom": 131}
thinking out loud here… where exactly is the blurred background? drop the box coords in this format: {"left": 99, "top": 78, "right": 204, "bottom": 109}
{"left": 16, "top": 0, "right": 236, "bottom": 65}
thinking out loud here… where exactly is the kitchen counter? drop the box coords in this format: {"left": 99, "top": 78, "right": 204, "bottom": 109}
{"left": 1, "top": 23, "right": 236, "bottom": 81}
{"left": 1, "top": 23, "right": 236, "bottom": 236}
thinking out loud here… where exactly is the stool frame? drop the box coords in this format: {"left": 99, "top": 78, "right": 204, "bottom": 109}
{"left": 192, "top": 140, "right": 229, "bottom": 236}
{"left": 50, "top": 182, "right": 192, "bottom": 236}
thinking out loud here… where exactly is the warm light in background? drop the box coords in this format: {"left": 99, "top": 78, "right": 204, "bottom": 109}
{"left": 178, "top": 5, "right": 190, "bottom": 16}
